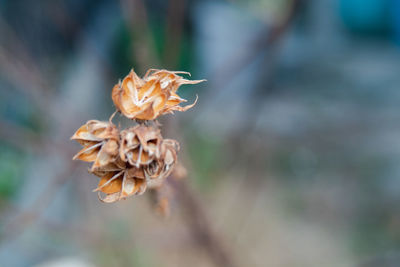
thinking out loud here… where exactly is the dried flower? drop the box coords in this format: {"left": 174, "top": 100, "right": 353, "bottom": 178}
{"left": 112, "top": 69, "right": 205, "bottom": 120}
{"left": 71, "top": 67, "right": 203, "bottom": 203}
{"left": 83, "top": 125, "right": 180, "bottom": 203}
{"left": 71, "top": 120, "right": 120, "bottom": 172}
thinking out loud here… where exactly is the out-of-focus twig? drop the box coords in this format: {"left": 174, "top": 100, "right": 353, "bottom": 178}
{"left": 196, "top": 0, "right": 303, "bottom": 125}
{"left": 120, "top": 0, "right": 160, "bottom": 73}
{"left": 0, "top": 160, "right": 78, "bottom": 244}
{"left": 212, "top": 0, "right": 302, "bottom": 87}
{"left": 164, "top": 0, "right": 186, "bottom": 68}
{"left": 169, "top": 178, "right": 239, "bottom": 267}
{"left": 0, "top": 119, "right": 73, "bottom": 154}
{"left": 0, "top": 120, "right": 42, "bottom": 151}
{"left": 0, "top": 16, "right": 52, "bottom": 103}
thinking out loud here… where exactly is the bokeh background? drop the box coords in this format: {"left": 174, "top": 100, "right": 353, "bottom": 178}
{"left": 1, "top": 0, "right": 400, "bottom": 266}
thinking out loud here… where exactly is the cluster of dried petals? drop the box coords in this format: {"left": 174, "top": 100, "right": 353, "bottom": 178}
{"left": 112, "top": 69, "right": 205, "bottom": 120}
{"left": 72, "top": 123, "right": 179, "bottom": 203}
{"left": 72, "top": 68, "right": 203, "bottom": 203}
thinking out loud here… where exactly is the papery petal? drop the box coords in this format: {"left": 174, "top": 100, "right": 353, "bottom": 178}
{"left": 163, "top": 95, "right": 198, "bottom": 114}
{"left": 126, "top": 167, "right": 146, "bottom": 179}
{"left": 73, "top": 142, "right": 102, "bottom": 162}
{"left": 120, "top": 176, "right": 140, "bottom": 197}
{"left": 71, "top": 124, "right": 101, "bottom": 142}
{"left": 96, "top": 172, "right": 123, "bottom": 194}
{"left": 91, "top": 139, "right": 118, "bottom": 170}
{"left": 98, "top": 192, "right": 121, "bottom": 203}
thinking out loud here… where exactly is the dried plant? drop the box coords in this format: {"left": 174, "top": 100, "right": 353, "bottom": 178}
{"left": 71, "top": 69, "right": 204, "bottom": 203}
{"left": 112, "top": 69, "right": 205, "bottom": 120}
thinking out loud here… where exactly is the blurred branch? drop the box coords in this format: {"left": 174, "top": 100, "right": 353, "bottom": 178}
{"left": 164, "top": 0, "right": 186, "bottom": 68}
{"left": 213, "top": 0, "right": 302, "bottom": 83}
{"left": 0, "top": 160, "right": 78, "bottom": 244}
{"left": 120, "top": 0, "right": 160, "bottom": 73}
{"left": 0, "top": 119, "right": 72, "bottom": 155}
{"left": 0, "top": 16, "right": 52, "bottom": 103}
{"left": 197, "top": 0, "right": 303, "bottom": 124}
{"left": 169, "top": 178, "right": 239, "bottom": 267}
{"left": 0, "top": 120, "right": 42, "bottom": 151}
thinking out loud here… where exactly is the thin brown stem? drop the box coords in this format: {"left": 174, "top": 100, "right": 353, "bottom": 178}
{"left": 163, "top": 0, "right": 186, "bottom": 68}
{"left": 169, "top": 178, "right": 239, "bottom": 267}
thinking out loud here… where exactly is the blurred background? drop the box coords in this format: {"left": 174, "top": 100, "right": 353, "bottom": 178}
{"left": 1, "top": 0, "right": 400, "bottom": 266}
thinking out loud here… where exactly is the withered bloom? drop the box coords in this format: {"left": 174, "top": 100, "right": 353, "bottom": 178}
{"left": 119, "top": 125, "right": 163, "bottom": 168}
{"left": 71, "top": 67, "right": 203, "bottom": 203}
{"left": 89, "top": 125, "right": 179, "bottom": 203}
{"left": 112, "top": 69, "right": 205, "bottom": 120}
{"left": 119, "top": 125, "right": 179, "bottom": 188}
{"left": 71, "top": 120, "right": 120, "bottom": 172}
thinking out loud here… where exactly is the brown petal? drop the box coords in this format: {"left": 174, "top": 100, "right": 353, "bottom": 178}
{"left": 98, "top": 192, "right": 121, "bottom": 203}
{"left": 73, "top": 142, "right": 102, "bottom": 162}
{"left": 135, "top": 103, "right": 156, "bottom": 120}
{"left": 126, "top": 167, "right": 145, "bottom": 179}
{"left": 127, "top": 147, "right": 152, "bottom": 166}
{"left": 165, "top": 94, "right": 198, "bottom": 114}
{"left": 71, "top": 124, "right": 101, "bottom": 142}
{"left": 96, "top": 172, "right": 123, "bottom": 194}
{"left": 137, "top": 79, "right": 158, "bottom": 100}
{"left": 72, "top": 120, "right": 118, "bottom": 142}
{"left": 120, "top": 177, "right": 147, "bottom": 198}
{"left": 91, "top": 140, "right": 119, "bottom": 170}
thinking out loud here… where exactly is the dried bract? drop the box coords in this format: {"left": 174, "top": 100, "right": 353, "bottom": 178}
{"left": 112, "top": 69, "right": 205, "bottom": 120}
{"left": 71, "top": 120, "right": 120, "bottom": 172}
{"left": 93, "top": 168, "right": 147, "bottom": 203}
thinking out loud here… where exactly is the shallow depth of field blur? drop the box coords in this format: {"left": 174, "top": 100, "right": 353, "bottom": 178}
{"left": 1, "top": 0, "right": 400, "bottom": 266}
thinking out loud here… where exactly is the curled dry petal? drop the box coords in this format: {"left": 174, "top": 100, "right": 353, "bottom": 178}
{"left": 95, "top": 169, "right": 147, "bottom": 203}
{"left": 112, "top": 69, "right": 205, "bottom": 120}
{"left": 71, "top": 120, "right": 120, "bottom": 172}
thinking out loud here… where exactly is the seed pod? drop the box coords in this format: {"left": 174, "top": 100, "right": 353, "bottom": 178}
{"left": 145, "top": 139, "right": 179, "bottom": 178}
{"left": 112, "top": 69, "right": 205, "bottom": 120}
{"left": 119, "top": 125, "right": 163, "bottom": 167}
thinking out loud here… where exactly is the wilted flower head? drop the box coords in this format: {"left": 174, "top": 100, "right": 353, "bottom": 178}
{"left": 119, "top": 125, "right": 179, "bottom": 187}
{"left": 71, "top": 67, "right": 203, "bottom": 203}
{"left": 70, "top": 124, "right": 180, "bottom": 203}
{"left": 112, "top": 69, "right": 205, "bottom": 120}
